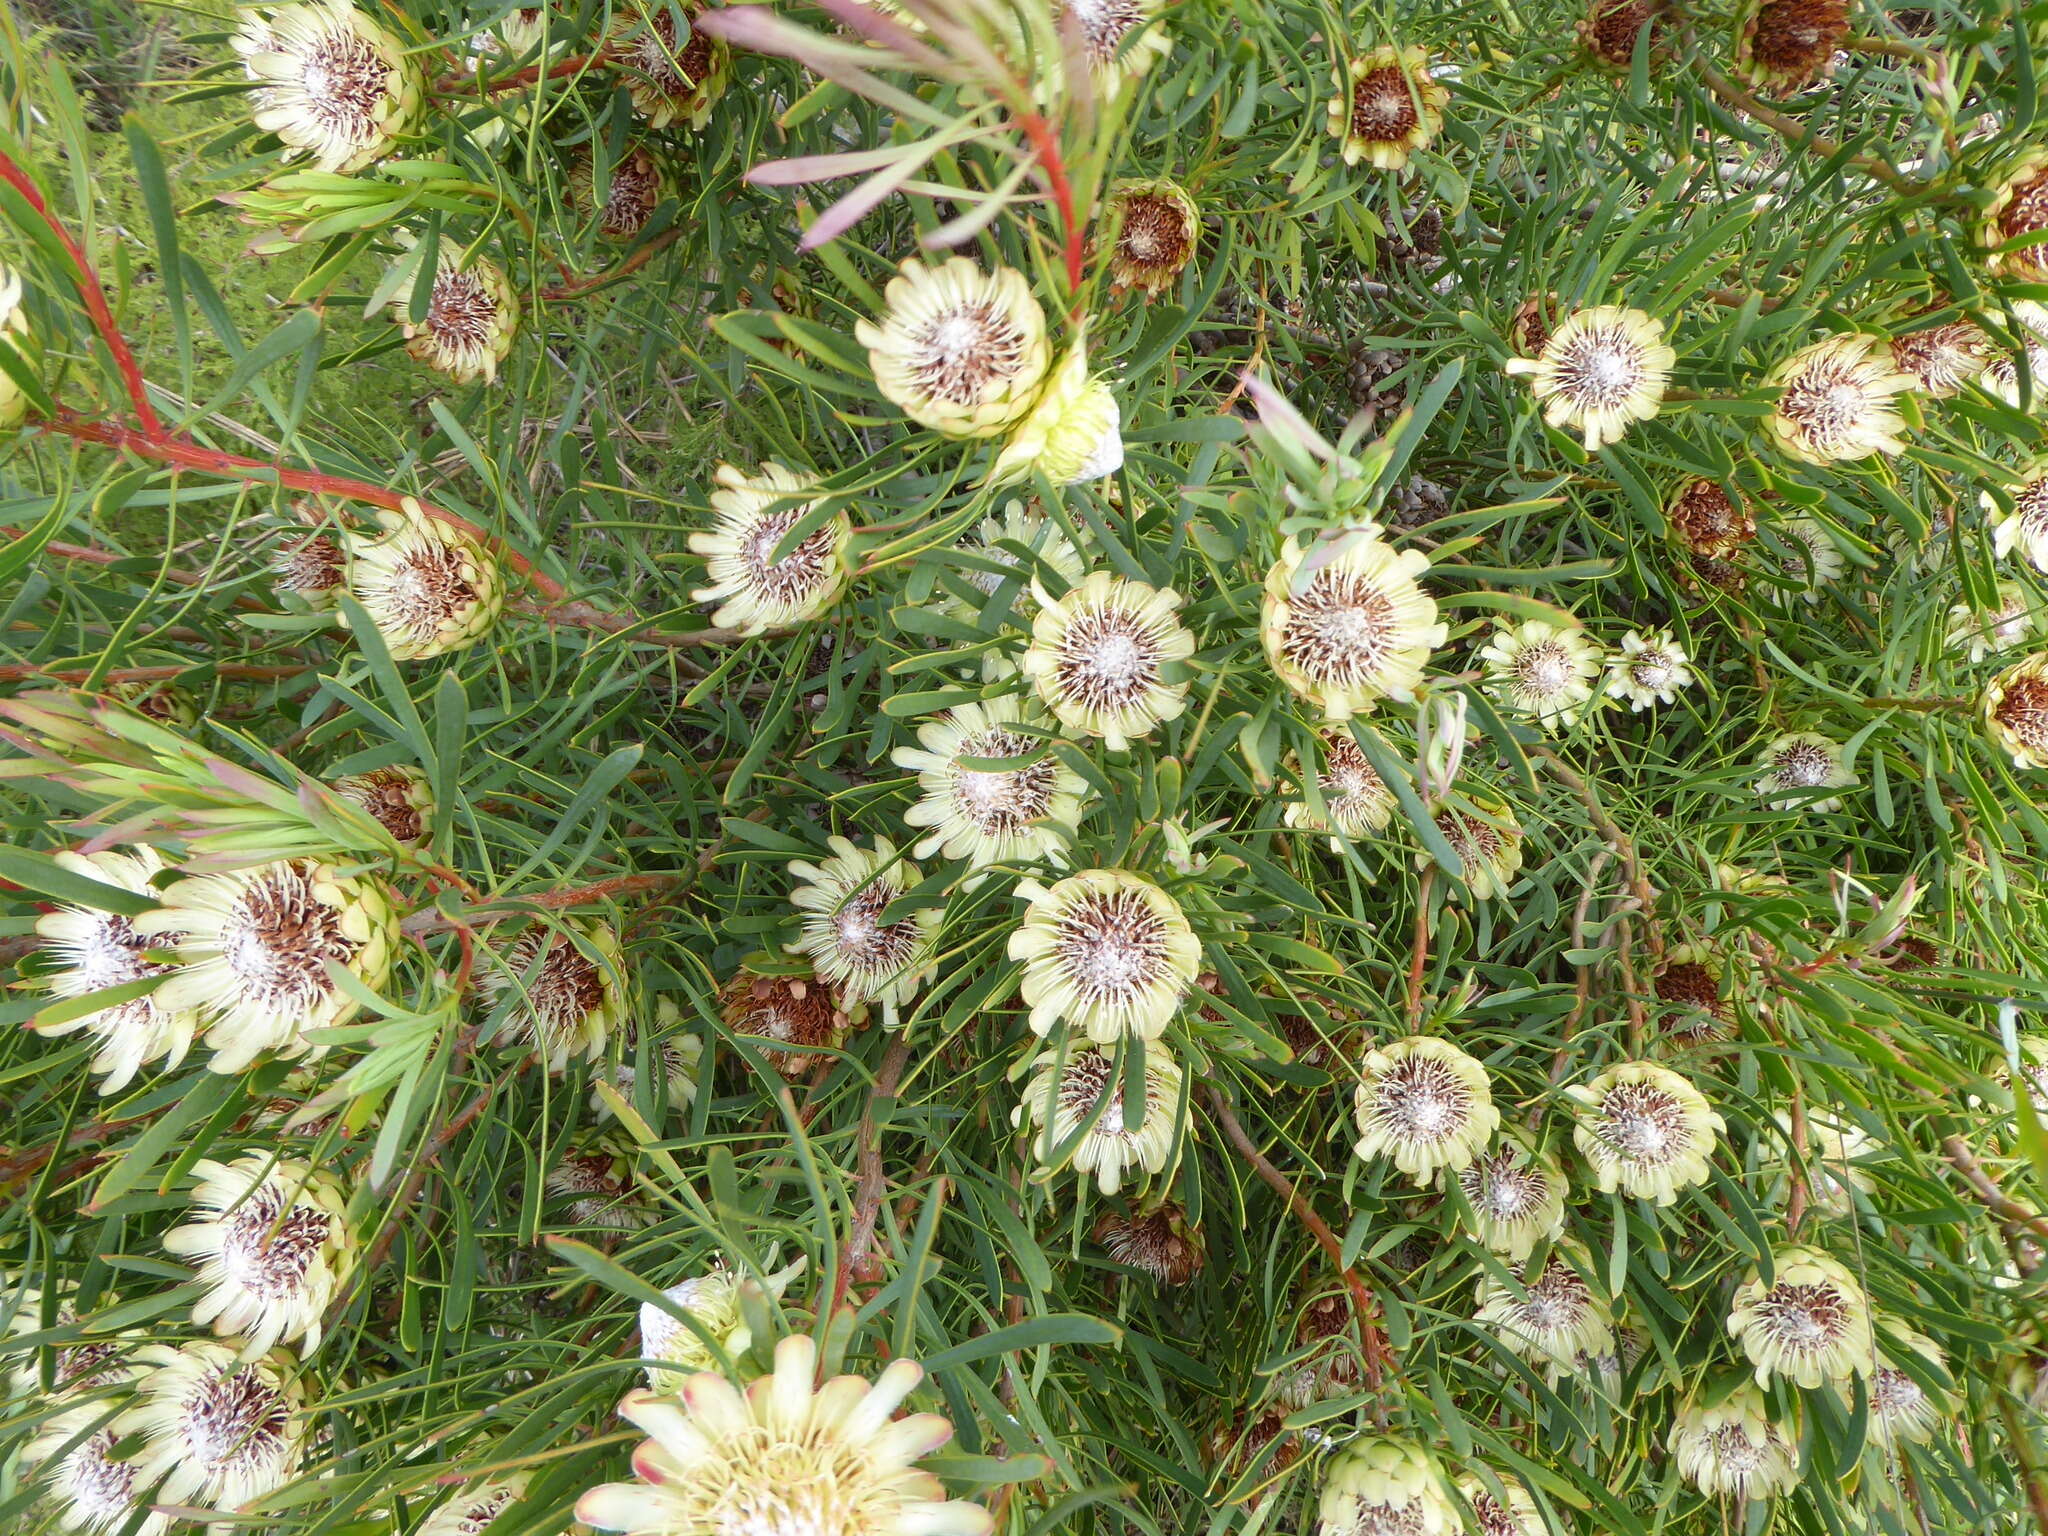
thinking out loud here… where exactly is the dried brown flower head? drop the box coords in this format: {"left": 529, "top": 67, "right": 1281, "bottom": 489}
{"left": 719, "top": 970, "right": 853, "bottom": 1077}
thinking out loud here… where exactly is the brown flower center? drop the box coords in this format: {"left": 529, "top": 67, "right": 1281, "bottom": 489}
{"left": 908, "top": 301, "right": 1030, "bottom": 406}
{"left": 380, "top": 538, "right": 478, "bottom": 639}
{"left": 1593, "top": 1081, "right": 1689, "bottom": 1164}
{"left": 827, "top": 881, "right": 920, "bottom": 976}
{"left": 1583, "top": 0, "right": 1660, "bottom": 66}
{"left": 277, "top": 533, "right": 344, "bottom": 594}
{"left": 739, "top": 508, "right": 836, "bottom": 606}
{"left": 1060, "top": 0, "right": 1146, "bottom": 65}
{"left": 220, "top": 1185, "right": 332, "bottom": 1300}
{"left": 599, "top": 150, "right": 662, "bottom": 238}
{"left": 181, "top": 1367, "right": 291, "bottom": 1474}
{"left": 1747, "top": 0, "right": 1849, "bottom": 76}
{"left": 1668, "top": 480, "right": 1751, "bottom": 555}
{"left": 635, "top": 10, "right": 714, "bottom": 96}
{"left": 224, "top": 864, "right": 359, "bottom": 1008}
{"left": 1348, "top": 65, "right": 1420, "bottom": 140}
{"left": 1769, "top": 740, "right": 1836, "bottom": 787}
{"left": 297, "top": 28, "right": 392, "bottom": 138}
{"left": 426, "top": 267, "right": 500, "bottom": 352}
{"left": 1995, "top": 675, "right": 2048, "bottom": 751}
{"left": 1753, "top": 1281, "right": 1850, "bottom": 1349}
{"left": 1365, "top": 1054, "right": 1474, "bottom": 1144}
{"left": 1459, "top": 1146, "right": 1552, "bottom": 1222}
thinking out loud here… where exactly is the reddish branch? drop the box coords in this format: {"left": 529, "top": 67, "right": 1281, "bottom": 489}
{"left": 540, "top": 229, "right": 682, "bottom": 300}
{"left": 402, "top": 871, "right": 685, "bottom": 935}
{"left": 831, "top": 1033, "right": 914, "bottom": 1312}
{"left": 1015, "top": 112, "right": 1085, "bottom": 298}
{"left": 0, "top": 661, "right": 312, "bottom": 685}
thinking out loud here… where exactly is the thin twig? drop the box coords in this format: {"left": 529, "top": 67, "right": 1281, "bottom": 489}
{"left": 1941, "top": 1136, "right": 2048, "bottom": 1267}
{"left": 1405, "top": 866, "right": 1434, "bottom": 1027}
{"left": 1693, "top": 58, "right": 1926, "bottom": 197}
{"left": 832, "top": 1034, "right": 914, "bottom": 1307}
{"left": 401, "top": 872, "right": 685, "bottom": 935}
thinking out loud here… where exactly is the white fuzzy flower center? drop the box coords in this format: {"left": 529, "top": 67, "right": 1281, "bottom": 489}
{"left": 1594, "top": 1082, "right": 1686, "bottom": 1165}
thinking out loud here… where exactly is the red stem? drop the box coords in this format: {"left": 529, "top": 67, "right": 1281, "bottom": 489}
{"left": 1015, "top": 113, "right": 1084, "bottom": 300}
{"left": 0, "top": 152, "right": 164, "bottom": 437}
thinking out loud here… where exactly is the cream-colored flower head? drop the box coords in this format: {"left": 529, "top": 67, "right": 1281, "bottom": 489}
{"left": 1325, "top": 46, "right": 1449, "bottom": 171}
{"left": 1502, "top": 305, "right": 1674, "bottom": 451}
{"left": 1052, "top": 0, "right": 1172, "bottom": 95}
{"left": 1986, "top": 460, "right": 2048, "bottom": 575}
{"left": 596, "top": 996, "right": 704, "bottom": 1118}
{"left": 1351, "top": 1035, "right": 1499, "bottom": 1185}
{"left": 1668, "top": 1386, "right": 1799, "bottom": 1502}
{"left": 332, "top": 762, "right": 433, "bottom": 846}
{"left": 1453, "top": 1470, "right": 1546, "bottom": 1536}
{"left": 24, "top": 1397, "right": 173, "bottom": 1536}
{"left": 1606, "top": 628, "right": 1695, "bottom": 711}
{"left": 1012, "top": 1038, "right": 1185, "bottom": 1196}
{"left": 1314, "top": 1435, "right": 1456, "bottom": 1536}
{"left": 273, "top": 529, "right": 345, "bottom": 609}
{"left": 1262, "top": 529, "right": 1445, "bottom": 719}
{"left": 610, "top": 3, "right": 729, "bottom": 129}
{"left": 30, "top": 846, "right": 204, "bottom": 1093}
{"left": 1286, "top": 726, "right": 1397, "bottom": 846}
{"left": 1755, "top": 730, "right": 1856, "bottom": 812}
{"left": 1008, "top": 868, "right": 1199, "bottom": 1042}
{"left": 1862, "top": 1319, "right": 1952, "bottom": 1449}
{"left": 855, "top": 258, "right": 1051, "bottom": 438}
{"left": 114, "top": 1341, "right": 306, "bottom": 1521}
{"left": 573, "top": 144, "right": 669, "bottom": 242}
{"left": 787, "top": 836, "right": 940, "bottom": 1024}
{"left": 1983, "top": 149, "right": 2048, "bottom": 280}
{"left": 1566, "top": 1060, "right": 1723, "bottom": 1205}
{"left": 988, "top": 345, "right": 1123, "bottom": 487}
{"left": 1735, "top": 0, "right": 1848, "bottom": 94}
{"left": 1478, "top": 618, "right": 1603, "bottom": 733}
{"left": 1454, "top": 1128, "right": 1568, "bottom": 1261}
{"left": 135, "top": 859, "right": 399, "bottom": 1075}
{"left": 387, "top": 238, "right": 519, "bottom": 385}
{"left": 1772, "top": 515, "right": 1846, "bottom": 599}
{"left": 484, "top": 915, "right": 627, "bottom": 1071}
{"left": 576, "top": 1334, "right": 990, "bottom": 1536}
{"left": 344, "top": 501, "right": 504, "bottom": 661}
{"left": 1020, "top": 571, "right": 1194, "bottom": 749}
{"left": 164, "top": 1155, "right": 355, "bottom": 1356}
{"left": 1107, "top": 178, "right": 1200, "bottom": 297}
{"left": 1433, "top": 795, "right": 1524, "bottom": 901}
{"left": 546, "top": 1138, "right": 650, "bottom": 1231}
{"left": 4, "top": 1281, "right": 134, "bottom": 1402}
{"left": 418, "top": 1474, "right": 534, "bottom": 1536}
{"left": 1474, "top": 1242, "right": 1615, "bottom": 1372}
{"left": 1763, "top": 333, "right": 1912, "bottom": 465}
{"left": 689, "top": 462, "right": 852, "bottom": 636}
{"left": 1983, "top": 651, "right": 2048, "bottom": 769}
{"left": 638, "top": 1253, "right": 805, "bottom": 1392}
{"left": 1981, "top": 302, "right": 2048, "bottom": 407}
{"left": 892, "top": 696, "right": 1088, "bottom": 873}
{"left": 938, "top": 502, "right": 1086, "bottom": 624}
{"left": 233, "top": 0, "right": 422, "bottom": 173}
{"left": 1891, "top": 320, "right": 1990, "bottom": 398}
{"left": 1948, "top": 580, "right": 2036, "bottom": 664}
{"left": 0, "top": 263, "right": 34, "bottom": 429}
{"left": 1768, "top": 1109, "right": 1875, "bottom": 1217}
{"left": 1727, "top": 1245, "right": 1876, "bottom": 1389}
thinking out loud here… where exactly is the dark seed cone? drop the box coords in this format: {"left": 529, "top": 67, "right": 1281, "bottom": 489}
{"left": 1888, "top": 935, "right": 1940, "bottom": 970}
{"left": 1386, "top": 474, "right": 1450, "bottom": 531}
{"left": 1346, "top": 344, "right": 1407, "bottom": 419}
{"left": 1093, "top": 1203, "right": 1205, "bottom": 1285}
{"left": 1377, "top": 205, "right": 1443, "bottom": 268}
{"left": 1579, "top": 0, "right": 1664, "bottom": 69}
{"left": 1655, "top": 959, "right": 1731, "bottom": 1042}
{"left": 1686, "top": 552, "right": 1748, "bottom": 596}
{"left": 719, "top": 969, "right": 854, "bottom": 1078}
{"left": 1668, "top": 479, "right": 1755, "bottom": 557}
{"left": 1740, "top": 0, "right": 1850, "bottom": 94}
{"left": 1509, "top": 293, "right": 1558, "bottom": 358}
{"left": 1208, "top": 1410, "right": 1300, "bottom": 1485}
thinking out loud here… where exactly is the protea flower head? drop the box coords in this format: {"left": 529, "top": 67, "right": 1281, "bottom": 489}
{"left": 331, "top": 762, "right": 433, "bottom": 846}
{"left": 113, "top": 1341, "right": 307, "bottom": 1519}
{"left": 1982, "top": 651, "right": 2048, "bottom": 769}
{"left": 1455, "top": 1128, "right": 1568, "bottom": 1261}
{"left": 1668, "top": 1385, "right": 1799, "bottom": 1501}
{"left": 1020, "top": 571, "right": 1196, "bottom": 749}
{"left": 1666, "top": 479, "right": 1753, "bottom": 558}
{"left": 483, "top": 915, "right": 627, "bottom": 1071}
{"left": 855, "top": 258, "right": 1052, "bottom": 439}
{"left": 576, "top": 1334, "right": 991, "bottom": 1536}
{"left": 1314, "top": 1436, "right": 1457, "bottom": 1536}
{"left": 1983, "top": 150, "right": 2048, "bottom": 280}
{"left": 418, "top": 1474, "right": 536, "bottom": 1536}
{"left": 637, "top": 1252, "right": 806, "bottom": 1392}
{"left": 1763, "top": 333, "right": 1912, "bottom": 465}
{"left": 1735, "top": 0, "right": 1849, "bottom": 94}
{"left": 272, "top": 529, "right": 345, "bottom": 609}
{"left": 1049, "top": 0, "right": 1173, "bottom": 96}
{"left": 595, "top": 995, "right": 704, "bottom": 1117}
{"left": 1980, "top": 301, "right": 2048, "bottom": 407}
{"left": 1474, "top": 1242, "right": 1616, "bottom": 1371}
{"left": 1728, "top": 1245, "right": 1877, "bottom": 1389}
{"left": 232, "top": 0, "right": 423, "bottom": 174}
{"left": 164, "top": 1154, "right": 356, "bottom": 1356}
{"left": 1502, "top": 305, "right": 1674, "bottom": 451}
{"left": 1008, "top": 868, "right": 1201, "bottom": 1042}
{"left": 30, "top": 846, "right": 204, "bottom": 1093}
{"left": 988, "top": 344, "right": 1123, "bottom": 487}
{"left": 719, "top": 969, "right": 854, "bottom": 1077}
{"left": 688, "top": 462, "right": 852, "bottom": 637}
{"left": 786, "top": 836, "right": 940, "bottom": 1025}
{"left": 1285, "top": 726, "right": 1397, "bottom": 846}
{"left": 1604, "top": 628, "right": 1694, "bottom": 711}
{"left": 105, "top": 680, "right": 200, "bottom": 730}
{"left": 1947, "top": 580, "right": 2036, "bottom": 663}
{"left": 572, "top": 144, "right": 669, "bottom": 242}
{"left": 387, "top": 237, "right": 519, "bottom": 385}
{"left": 1770, "top": 515, "right": 1846, "bottom": 599}
{"left": 1577, "top": 0, "right": 1663, "bottom": 69}
{"left": 1012, "top": 1038, "right": 1186, "bottom": 1196}
{"left": 610, "top": 4, "right": 729, "bottom": 129}
{"left": 1754, "top": 730, "right": 1857, "bottom": 812}
{"left": 1351, "top": 1035, "right": 1499, "bottom": 1185}
{"left": 1261, "top": 529, "right": 1445, "bottom": 720}
{"left": 4, "top": 1281, "right": 134, "bottom": 1401}
{"left": 135, "top": 858, "right": 401, "bottom": 1075}
{"left": 1653, "top": 941, "right": 1731, "bottom": 1043}
{"left": 1986, "top": 460, "right": 2048, "bottom": 574}
{"left": 1093, "top": 1202, "right": 1204, "bottom": 1284}
{"left": 1890, "top": 319, "right": 1991, "bottom": 397}
{"left": 892, "top": 695, "right": 1090, "bottom": 874}
{"left": 1862, "top": 1319, "right": 1952, "bottom": 1449}
{"left": 1106, "top": 178, "right": 1200, "bottom": 297}
{"left": 1566, "top": 1060, "right": 1723, "bottom": 1205}
{"left": 1432, "top": 795, "right": 1524, "bottom": 902}
{"left": 1325, "top": 45, "right": 1449, "bottom": 171}
{"left": 935, "top": 500, "right": 1087, "bottom": 624}
{"left": 24, "top": 1398, "right": 173, "bottom": 1536}
{"left": 0, "top": 263, "right": 37, "bottom": 429}
{"left": 1478, "top": 618, "right": 1603, "bottom": 734}
{"left": 344, "top": 500, "right": 505, "bottom": 661}
{"left": 545, "top": 1137, "right": 649, "bottom": 1231}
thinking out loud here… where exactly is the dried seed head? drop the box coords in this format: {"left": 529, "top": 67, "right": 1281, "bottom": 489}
{"left": 1667, "top": 480, "right": 1754, "bottom": 557}
{"left": 1093, "top": 1203, "right": 1204, "bottom": 1284}
{"left": 1579, "top": 0, "right": 1662, "bottom": 67}
{"left": 720, "top": 970, "right": 851, "bottom": 1078}
{"left": 1738, "top": 0, "right": 1849, "bottom": 93}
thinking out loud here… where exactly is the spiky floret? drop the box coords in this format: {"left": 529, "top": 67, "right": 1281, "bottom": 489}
{"left": 1981, "top": 149, "right": 2048, "bottom": 280}
{"left": 386, "top": 238, "right": 519, "bottom": 384}
{"left": 1987, "top": 460, "right": 2048, "bottom": 575}
{"left": 688, "top": 462, "right": 852, "bottom": 636}
{"left": 1727, "top": 1245, "right": 1876, "bottom": 1389}
{"left": 637, "top": 1254, "right": 805, "bottom": 1392}
{"left": 273, "top": 529, "right": 345, "bottom": 608}
{"left": 1474, "top": 1242, "right": 1616, "bottom": 1371}
{"left": 1735, "top": 0, "right": 1849, "bottom": 94}
{"left": 418, "top": 1474, "right": 534, "bottom": 1536}
{"left": 787, "top": 836, "right": 940, "bottom": 1025}
{"left": 855, "top": 258, "right": 1052, "bottom": 438}
{"left": 1455, "top": 1129, "right": 1568, "bottom": 1261}
{"left": 1980, "top": 301, "right": 2048, "bottom": 407}
{"left": 1502, "top": 305, "right": 1675, "bottom": 451}
{"left": 719, "top": 970, "right": 853, "bottom": 1077}
{"left": 893, "top": 695, "right": 1089, "bottom": 873}
{"left": 1607, "top": 628, "right": 1695, "bottom": 711}
{"left": 1262, "top": 529, "right": 1445, "bottom": 720}
{"left": 1433, "top": 794, "right": 1524, "bottom": 901}
{"left": 1478, "top": 618, "right": 1603, "bottom": 733}
{"left": 1285, "top": 727, "right": 1397, "bottom": 845}
{"left": 1453, "top": 1470, "right": 1546, "bottom": 1536}
{"left": 1566, "top": 1060, "right": 1723, "bottom": 1205}
{"left": 1983, "top": 651, "right": 2048, "bottom": 769}
{"left": 1891, "top": 320, "right": 1991, "bottom": 397}
{"left": 232, "top": 0, "right": 423, "bottom": 174}
{"left": 1013, "top": 1038, "right": 1186, "bottom": 1196}
{"left": 1351, "top": 1035, "right": 1499, "bottom": 1185}
{"left": 331, "top": 762, "right": 433, "bottom": 846}
{"left": 1093, "top": 1203, "right": 1204, "bottom": 1284}
{"left": 988, "top": 345, "right": 1123, "bottom": 487}
{"left": 30, "top": 846, "right": 204, "bottom": 1093}
{"left": 1009, "top": 868, "right": 1200, "bottom": 1042}
{"left": 484, "top": 916, "right": 627, "bottom": 1071}
{"left": 164, "top": 1155, "right": 355, "bottom": 1356}
{"left": 24, "top": 1398, "right": 172, "bottom": 1536}
{"left": 609, "top": 3, "right": 729, "bottom": 129}
{"left": 571, "top": 144, "right": 669, "bottom": 241}
{"left": 1668, "top": 1386, "right": 1799, "bottom": 1502}
{"left": 1763, "top": 333, "right": 1912, "bottom": 465}
{"left": 1313, "top": 1435, "right": 1457, "bottom": 1536}
{"left": 1947, "top": 579, "right": 2036, "bottom": 664}
{"left": 1754, "top": 730, "right": 1857, "bottom": 812}
{"left": 1861, "top": 1319, "right": 1952, "bottom": 1449}
{"left": 1325, "top": 45, "right": 1449, "bottom": 171}
{"left": 344, "top": 501, "right": 505, "bottom": 661}
{"left": 1106, "top": 178, "right": 1201, "bottom": 296}
{"left": 575, "top": 1335, "right": 990, "bottom": 1536}
{"left": 113, "top": 1341, "right": 306, "bottom": 1519}
{"left": 135, "top": 858, "right": 399, "bottom": 1075}
{"left": 1020, "top": 571, "right": 1195, "bottom": 749}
